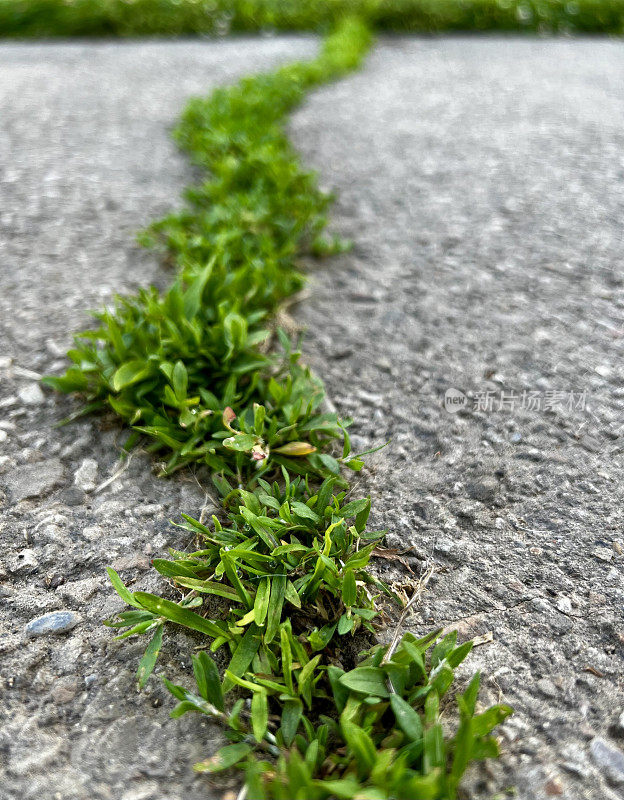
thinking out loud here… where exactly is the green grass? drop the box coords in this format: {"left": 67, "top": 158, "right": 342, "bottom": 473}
{"left": 43, "top": 16, "right": 513, "bottom": 800}
{"left": 1, "top": 0, "right": 623, "bottom": 37}
{"left": 44, "top": 19, "right": 371, "bottom": 485}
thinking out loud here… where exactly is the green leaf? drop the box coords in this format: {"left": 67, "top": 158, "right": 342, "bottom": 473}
{"left": 223, "top": 433, "right": 258, "bottom": 452}
{"left": 313, "top": 778, "right": 362, "bottom": 799}
{"left": 106, "top": 567, "right": 142, "bottom": 609}
{"left": 337, "top": 613, "right": 355, "bottom": 635}
{"left": 340, "top": 717, "right": 377, "bottom": 778}
{"left": 265, "top": 574, "right": 286, "bottom": 644}
{"left": 251, "top": 690, "right": 268, "bottom": 742}
{"left": 245, "top": 759, "right": 268, "bottom": 800}
{"left": 327, "top": 665, "right": 349, "bottom": 713}
{"left": 284, "top": 580, "right": 301, "bottom": 609}
{"left": 337, "top": 498, "right": 369, "bottom": 518}
{"left": 133, "top": 592, "right": 227, "bottom": 639}
{"left": 431, "top": 631, "right": 457, "bottom": 668}
{"left": 280, "top": 624, "right": 294, "bottom": 694}
{"left": 297, "top": 653, "right": 321, "bottom": 707}
{"left": 220, "top": 552, "right": 253, "bottom": 609}
{"left": 151, "top": 559, "right": 198, "bottom": 579}
{"left": 354, "top": 497, "right": 371, "bottom": 533}
{"left": 222, "top": 625, "right": 262, "bottom": 694}
{"left": 136, "top": 624, "right": 163, "bottom": 690}
{"left": 390, "top": 694, "right": 423, "bottom": 742}
{"left": 309, "top": 622, "right": 337, "bottom": 652}
{"left": 183, "top": 260, "right": 213, "bottom": 319}
{"left": 172, "top": 360, "right": 188, "bottom": 400}
{"left": 253, "top": 576, "right": 271, "bottom": 626}
{"left": 194, "top": 742, "right": 252, "bottom": 773}
{"left": 472, "top": 704, "right": 513, "bottom": 737}
{"left": 281, "top": 698, "right": 303, "bottom": 746}
{"left": 341, "top": 568, "right": 356, "bottom": 607}
{"left": 423, "top": 723, "right": 445, "bottom": 772}
{"left": 111, "top": 360, "right": 150, "bottom": 391}
{"left": 339, "top": 666, "right": 390, "bottom": 698}
{"left": 430, "top": 663, "right": 454, "bottom": 698}
{"left": 447, "top": 641, "right": 474, "bottom": 669}
{"left": 192, "top": 651, "right": 224, "bottom": 712}
{"left": 170, "top": 576, "right": 243, "bottom": 603}
{"left": 462, "top": 672, "right": 481, "bottom": 717}
{"left": 291, "top": 500, "right": 320, "bottom": 523}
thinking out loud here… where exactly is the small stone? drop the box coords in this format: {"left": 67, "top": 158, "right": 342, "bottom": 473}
{"left": 51, "top": 676, "right": 80, "bottom": 704}
{"left": 82, "top": 525, "right": 104, "bottom": 541}
{"left": 328, "top": 346, "right": 354, "bottom": 360}
{"left": 111, "top": 553, "right": 150, "bottom": 571}
{"left": 554, "top": 595, "right": 572, "bottom": 614}
{"left": 531, "top": 597, "right": 553, "bottom": 614}
{"left": 59, "top": 577, "right": 100, "bottom": 604}
{"left": 47, "top": 573, "right": 65, "bottom": 589}
{"left": 2, "top": 458, "right": 65, "bottom": 501}
{"left": 74, "top": 458, "right": 98, "bottom": 492}
{"left": 593, "top": 546, "right": 613, "bottom": 563}
{"left": 451, "top": 501, "right": 479, "bottom": 522}
{"left": 18, "top": 383, "right": 45, "bottom": 405}
{"left": 45, "top": 339, "right": 65, "bottom": 357}
{"left": 135, "top": 503, "right": 163, "bottom": 517}
{"left": 120, "top": 785, "right": 160, "bottom": 800}
{"left": 60, "top": 486, "right": 85, "bottom": 506}
{"left": 590, "top": 737, "right": 624, "bottom": 786}
{"left": 510, "top": 431, "right": 522, "bottom": 443}
{"left": 544, "top": 778, "right": 564, "bottom": 796}
{"left": 9, "top": 548, "right": 39, "bottom": 574}
{"left": 434, "top": 537, "right": 454, "bottom": 555}
{"left": 536, "top": 678, "right": 558, "bottom": 698}
{"left": 357, "top": 389, "right": 384, "bottom": 408}
{"left": 0, "top": 430, "right": 7, "bottom": 444}
{"left": 466, "top": 478, "right": 498, "bottom": 504}
{"left": 25, "top": 610, "right": 81, "bottom": 637}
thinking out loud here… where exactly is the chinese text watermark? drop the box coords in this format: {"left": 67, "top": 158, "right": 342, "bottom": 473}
{"left": 444, "top": 387, "right": 587, "bottom": 414}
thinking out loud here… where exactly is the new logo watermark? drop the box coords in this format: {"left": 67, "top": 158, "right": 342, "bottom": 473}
{"left": 444, "top": 387, "right": 468, "bottom": 413}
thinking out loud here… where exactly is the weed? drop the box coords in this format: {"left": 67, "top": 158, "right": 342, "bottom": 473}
{"left": 44, "top": 18, "right": 512, "bottom": 799}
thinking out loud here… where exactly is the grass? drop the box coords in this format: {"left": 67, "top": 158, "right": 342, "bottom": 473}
{"left": 44, "top": 21, "right": 370, "bottom": 485}
{"left": 1, "top": 0, "right": 624, "bottom": 37}
{"left": 43, "top": 16, "right": 513, "bottom": 800}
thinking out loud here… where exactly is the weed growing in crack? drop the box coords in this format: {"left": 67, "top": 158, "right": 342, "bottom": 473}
{"left": 45, "top": 18, "right": 512, "bottom": 799}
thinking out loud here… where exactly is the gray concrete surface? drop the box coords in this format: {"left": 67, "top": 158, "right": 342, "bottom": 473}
{"left": 1, "top": 35, "right": 624, "bottom": 800}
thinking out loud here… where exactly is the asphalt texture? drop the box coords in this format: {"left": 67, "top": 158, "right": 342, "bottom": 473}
{"left": 1, "top": 35, "right": 624, "bottom": 800}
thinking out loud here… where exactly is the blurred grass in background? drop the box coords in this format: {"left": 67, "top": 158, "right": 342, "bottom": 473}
{"left": 1, "top": 0, "right": 623, "bottom": 37}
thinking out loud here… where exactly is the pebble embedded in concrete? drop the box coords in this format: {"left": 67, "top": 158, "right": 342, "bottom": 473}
{"left": 74, "top": 458, "right": 99, "bottom": 492}
{"left": 25, "top": 610, "right": 82, "bottom": 637}
{"left": 590, "top": 738, "right": 624, "bottom": 786}
{"left": 18, "top": 383, "right": 45, "bottom": 406}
